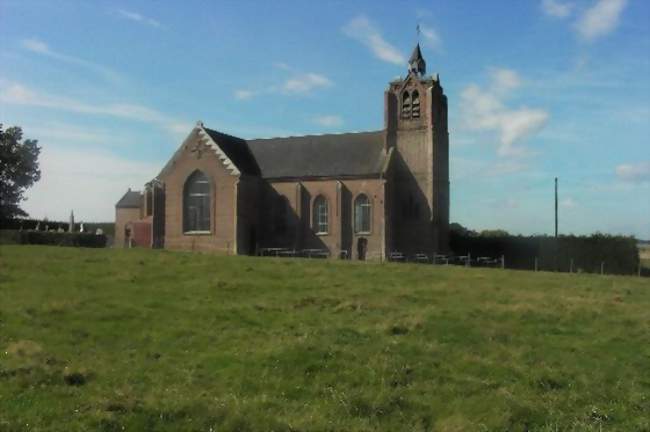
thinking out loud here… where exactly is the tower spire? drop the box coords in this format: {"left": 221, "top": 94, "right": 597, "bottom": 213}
{"left": 408, "top": 43, "right": 426, "bottom": 77}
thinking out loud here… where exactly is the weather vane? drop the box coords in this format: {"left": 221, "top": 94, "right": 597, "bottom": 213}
{"left": 416, "top": 23, "right": 421, "bottom": 43}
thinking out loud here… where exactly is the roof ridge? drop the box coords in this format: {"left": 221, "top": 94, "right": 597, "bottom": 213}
{"left": 248, "top": 129, "right": 383, "bottom": 142}
{"left": 203, "top": 127, "right": 246, "bottom": 142}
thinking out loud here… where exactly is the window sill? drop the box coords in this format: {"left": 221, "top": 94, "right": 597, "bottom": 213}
{"left": 354, "top": 232, "right": 371, "bottom": 236}
{"left": 184, "top": 231, "right": 211, "bottom": 236}
{"left": 315, "top": 232, "right": 329, "bottom": 236}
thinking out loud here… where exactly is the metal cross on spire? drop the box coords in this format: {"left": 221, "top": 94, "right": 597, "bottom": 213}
{"left": 416, "top": 23, "right": 421, "bottom": 43}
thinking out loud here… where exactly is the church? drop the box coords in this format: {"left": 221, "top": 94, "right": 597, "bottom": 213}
{"left": 115, "top": 44, "right": 450, "bottom": 260}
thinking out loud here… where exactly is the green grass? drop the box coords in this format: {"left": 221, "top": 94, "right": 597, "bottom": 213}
{"left": 0, "top": 245, "right": 649, "bottom": 431}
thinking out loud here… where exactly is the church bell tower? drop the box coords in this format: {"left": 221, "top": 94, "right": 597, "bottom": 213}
{"left": 384, "top": 44, "right": 450, "bottom": 254}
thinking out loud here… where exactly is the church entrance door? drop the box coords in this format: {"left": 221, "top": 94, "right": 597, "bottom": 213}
{"left": 357, "top": 237, "right": 368, "bottom": 260}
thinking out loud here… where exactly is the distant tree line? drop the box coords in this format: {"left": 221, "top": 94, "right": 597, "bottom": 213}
{"left": 0, "top": 230, "right": 107, "bottom": 248}
{"left": 1, "top": 218, "right": 115, "bottom": 237}
{"left": 450, "top": 223, "right": 640, "bottom": 275}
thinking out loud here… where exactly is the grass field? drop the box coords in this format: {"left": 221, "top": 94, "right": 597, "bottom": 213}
{"left": 0, "top": 246, "right": 649, "bottom": 431}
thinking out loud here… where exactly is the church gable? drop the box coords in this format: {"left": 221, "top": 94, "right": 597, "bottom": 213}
{"left": 157, "top": 122, "right": 259, "bottom": 180}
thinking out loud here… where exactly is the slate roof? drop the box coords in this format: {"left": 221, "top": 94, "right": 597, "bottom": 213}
{"left": 116, "top": 190, "right": 142, "bottom": 208}
{"left": 408, "top": 43, "right": 426, "bottom": 76}
{"left": 409, "top": 43, "right": 424, "bottom": 64}
{"left": 246, "top": 130, "right": 388, "bottom": 180}
{"left": 203, "top": 128, "right": 261, "bottom": 176}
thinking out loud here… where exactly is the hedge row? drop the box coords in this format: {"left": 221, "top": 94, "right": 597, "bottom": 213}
{"left": 0, "top": 218, "right": 115, "bottom": 236}
{"left": 450, "top": 233, "right": 640, "bottom": 275}
{"left": 0, "top": 230, "right": 107, "bottom": 248}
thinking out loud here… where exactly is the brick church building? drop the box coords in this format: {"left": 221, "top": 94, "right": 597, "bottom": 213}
{"left": 115, "top": 44, "right": 449, "bottom": 260}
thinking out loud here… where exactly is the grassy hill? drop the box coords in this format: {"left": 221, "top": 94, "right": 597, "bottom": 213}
{"left": 0, "top": 246, "right": 648, "bottom": 431}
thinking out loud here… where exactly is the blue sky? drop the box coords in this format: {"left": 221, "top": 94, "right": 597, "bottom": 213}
{"left": 1, "top": 0, "right": 648, "bottom": 238}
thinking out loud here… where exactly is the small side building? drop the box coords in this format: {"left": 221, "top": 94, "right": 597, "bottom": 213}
{"left": 115, "top": 189, "right": 143, "bottom": 248}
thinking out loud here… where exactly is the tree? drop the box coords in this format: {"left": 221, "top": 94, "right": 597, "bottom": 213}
{"left": 0, "top": 125, "right": 41, "bottom": 220}
{"left": 450, "top": 222, "right": 478, "bottom": 237}
{"left": 479, "top": 229, "right": 510, "bottom": 237}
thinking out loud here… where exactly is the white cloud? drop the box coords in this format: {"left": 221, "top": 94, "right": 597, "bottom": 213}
{"left": 116, "top": 9, "right": 161, "bottom": 28}
{"left": 234, "top": 89, "right": 255, "bottom": 101}
{"left": 273, "top": 62, "right": 291, "bottom": 71}
{"left": 20, "top": 37, "right": 121, "bottom": 83}
{"left": 21, "top": 122, "right": 112, "bottom": 144}
{"left": 491, "top": 68, "right": 522, "bottom": 93}
{"left": 560, "top": 197, "right": 577, "bottom": 208}
{"left": 615, "top": 162, "right": 650, "bottom": 183}
{"left": 0, "top": 82, "right": 191, "bottom": 136}
{"left": 576, "top": 0, "right": 627, "bottom": 41}
{"left": 342, "top": 15, "right": 405, "bottom": 65}
{"left": 282, "top": 73, "right": 332, "bottom": 94}
{"left": 451, "top": 157, "right": 529, "bottom": 181}
{"left": 419, "top": 24, "right": 442, "bottom": 52}
{"left": 22, "top": 38, "right": 49, "bottom": 53}
{"left": 312, "top": 115, "right": 343, "bottom": 127}
{"left": 460, "top": 68, "right": 549, "bottom": 157}
{"left": 486, "top": 159, "right": 529, "bottom": 176}
{"left": 541, "top": 0, "right": 573, "bottom": 18}
{"left": 232, "top": 66, "right": 333, "bottom": 99}
{"left": 23, "top": 146, "right": 160, "bottom": 222}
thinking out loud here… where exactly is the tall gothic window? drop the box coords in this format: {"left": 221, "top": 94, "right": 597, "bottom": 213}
{"left": 401, "top": 91, "right": 411, "bottom": 118}
{"left": 354, "top": 194, "right": 371, "bottom": 234}
{"left": 183, "top": 170, "right": 211, "bottom": 233}
{"left": 312, "top": 195, "right": 328, "bottom": 235}
{"left": 412, "top": 90, "right": 420, "bottom": 118}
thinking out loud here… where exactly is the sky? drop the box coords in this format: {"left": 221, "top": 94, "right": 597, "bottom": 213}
{"left": 1, "top": 0, "right": 649, "bottom": 238}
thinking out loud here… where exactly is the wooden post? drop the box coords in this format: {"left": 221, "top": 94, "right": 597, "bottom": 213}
{"left": 534, "top": 257, "right": 538, "bottom": 272}
{"left": 467, "top": 252, "right": 471, "bottom": 268}
{"left": 501, "top": 255, "right": 505, "bottom": 269}
{"left": 570, "top": 258, "right": 573, "bottom": 274}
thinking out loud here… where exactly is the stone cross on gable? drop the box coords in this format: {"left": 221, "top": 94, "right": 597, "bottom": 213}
{"left": 190, "top": 140, "right": 208, "bottom": 159}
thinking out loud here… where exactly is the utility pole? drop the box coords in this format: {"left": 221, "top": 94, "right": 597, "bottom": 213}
{"left": 554, "top": 177, "right": 558, "bottom": 239}
{"left": 554, "top": 177, "right": 559, "bottom": 272}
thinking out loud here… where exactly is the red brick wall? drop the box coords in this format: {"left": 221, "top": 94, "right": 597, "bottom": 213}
{"left": 158, "top": 134, "right": 240, "bottom": 253}
{"left": 115, "top": 207, "right": 142, "bottom": 248}
{"left": 261, "top": 178, "right": 386, "bottom": 260}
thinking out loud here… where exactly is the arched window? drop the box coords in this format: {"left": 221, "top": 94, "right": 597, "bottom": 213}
{"left": 354, "top": 194, "right": 371, "bottom": 234}
{"left": 401, "top": 91, "right": 411, "bottom": 118}
{"left": 312, "top": 195, "right": 328, "bottom": 235}
{"left": 183, "top": 170, "right": 211, "bottom": 233}
{"left": 412, "top": 90, "right": 420, "bottom": 118}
